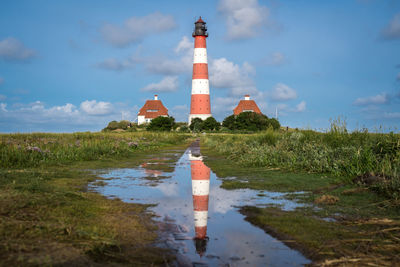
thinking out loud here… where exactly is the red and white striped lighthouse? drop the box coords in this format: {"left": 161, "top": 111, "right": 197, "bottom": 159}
{"left": 189, "top": 17, "right": 211, "bottom": 124}
{"left": 189, "top": 149, "right": 210, "bottom": 255}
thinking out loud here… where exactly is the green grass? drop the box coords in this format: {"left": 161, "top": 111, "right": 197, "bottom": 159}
{"left": 240, "top": 206, "right": 399, "bottom": 265}
{"left": 0, "top": 131, "right": 191, "bottom": 168}
{"left": 201, "top": 133, "right": 400, "bottom": 266}
{"left": 201, "top": 146, "right": 339, "bottom": 192}
{"left": 0, "top": 132, "right": 192, "bottom": 265}
{"left": 201, "top": 127, "right": 400, "bottom": 200}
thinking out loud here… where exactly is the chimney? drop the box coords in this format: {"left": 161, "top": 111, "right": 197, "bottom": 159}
{"left": 244, "top": 94, "right": 250, "bottom": 100}
{"left": 154, "top": 95, "right": 158, "bottom": 100}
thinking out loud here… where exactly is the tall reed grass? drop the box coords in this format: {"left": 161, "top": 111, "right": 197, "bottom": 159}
{"left": 0, "top": 132, "right": 190, "bottom": 168}
{"left": 203, "top": 126, "right": 400, "bottom": 200}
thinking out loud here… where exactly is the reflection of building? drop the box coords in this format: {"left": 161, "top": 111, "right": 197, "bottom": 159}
{"left": 140, "top": 163, "right": 163, "bottom": 177}
{"left": 233, "top": 94, "right": 261, "bottom": 115}
{"left": 189, "top": 148, "right": 210, "bottom": 256}
{"left": 189, "top": 17, "right": 212, "bottom": 124}
{"left": 137, "top": 95, "right": 168, "bottom": 125}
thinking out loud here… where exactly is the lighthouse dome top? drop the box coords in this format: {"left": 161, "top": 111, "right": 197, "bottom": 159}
{"left": 195, "top": 17, "right": 205, "bottom": 24}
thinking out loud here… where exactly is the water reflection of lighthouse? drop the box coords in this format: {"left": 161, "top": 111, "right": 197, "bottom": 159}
{"left": 189, "top": 143, "right": 210, "bottom": 256}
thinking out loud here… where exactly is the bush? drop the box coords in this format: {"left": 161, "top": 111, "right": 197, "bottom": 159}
{"left": 189, "top": 117, "right": 221, "bottom": 132}
{"left": 146, "top": 116, "right": 175, "bottom": 131}
{"left": 178, "top": 125, "right": 190, "bottom": 133}
{"left": 269, "top": 118, "right": 281, "bottom": 130}
{"left": 222, "top": 112, "right": 279, "bottom": 132}
{"left": 103, "top": 121, "right": 119, "bottom": 131}
{"left": 203, "top": 117, "right": 220, "bottom": 131}
{"left": 189, "top": 118, "right": 204, "bottom": 132}
{"left": 118, "top": 120, "right": 131, "bottom": 130}
{"left": 103, "top": 120, "right": 134, "bottom": 132}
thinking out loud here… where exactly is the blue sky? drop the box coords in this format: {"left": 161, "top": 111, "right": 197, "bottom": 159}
{"left": 0, "top": 0, "right": 399, "bottom": 132}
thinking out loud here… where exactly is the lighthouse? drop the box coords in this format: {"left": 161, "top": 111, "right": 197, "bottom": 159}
{"left": 189, "top": 17, "right": 212, "bottom": 124}
{"left": 189, "top": 144, "right": 210, "bottom": 256}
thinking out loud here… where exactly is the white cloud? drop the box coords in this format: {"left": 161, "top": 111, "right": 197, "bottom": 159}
{"left": 95, "top": 58, "right": 134, "bottom": 71}
{"left": 174, "top": 36, "right": 192, "bottom": 53}
{"left": 264, "top": 52, "right": 286, "bottom": 66}
{"left": 100, "top": 12, "right": 177, "bottom": 47}
{"left": 0, "top": 94, "right": 7, "bottom": 101}
{"left": 295, "top": 101, "right": 306, "bottom": 112}
{"left": 383, "top": 112, "right": 400, "bottom": 119}
{"left": 170, "top": 104, "right": 189, "bottom": 122}
{"left": 145, "top": 36, "right": 193, "bottom": 75}
{"left": 80, "top": 100, "right": 113, "bottom": 115}
{"left": 218, "top": 0, "right": 269, "bottom": 40}
{"left": 0, "top": 100, "right": 138, "bottom": 132}
{"left": 269, "top": 83, "right": 297, "bottom": 101}
{"left": 0, "top": 37, "right": 36, "bottom": 62}
{"left": 272, "top": 101, "right": 306, "bottom": 117}
{"left": 96, "top": 36, "right": 193, "bottom": 75}
{"left": 0, "top": 103, "right": 7, "bottom": 112}
{"left": 141, "top": 76, "right": 179, "bottom": 92}
{"left": 381, "top": 13, "right": 400, "bottom": 40}
{"left": 145, "top": 57, "right": 190, "bottom": 75}
{"left": 49, "top": 103, "right": 78, "bottom": 115}
{"left": 212, "top": 97, "right": 238, "bottom": 119}
{"left": 0, "top": 77, "right": 4, "bottom": 85}
{"left": 209, "top": 58, "right": 259, "bottom": 96}
{"left": 353, "top": 93, "right": 389, "bottom": 106}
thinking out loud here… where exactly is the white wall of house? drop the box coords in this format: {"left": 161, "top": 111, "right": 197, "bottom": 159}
{"left": 137, "top": 115, "right": 146, "bottom": 125}
{"left": 137, "top": 115, "right": 168, "bottom": 125}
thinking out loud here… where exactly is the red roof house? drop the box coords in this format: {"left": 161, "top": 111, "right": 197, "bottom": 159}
{"left": 233, "top": 95, "right": 262, "bottom": 115}
{"left": 137, "top": 95, "right": 169, "bottom": 124}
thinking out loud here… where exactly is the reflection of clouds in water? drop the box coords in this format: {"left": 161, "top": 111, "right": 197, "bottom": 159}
{"left": 157, "top": 181, "right": 179, "bottom": 197}
{"left": 153, "top": 196, "right": 194, "bottom": 228}
{"left": 210, "top": 183, "right": 303, "bottom": 213}
{"left": 210, "top": 184, "right": 249, "bottom": 214}
{"left": 220, "top": 229, "right": 267, "bottom": 261}
{"left": 94, "top": 147, "right": 310, "bottom": 266}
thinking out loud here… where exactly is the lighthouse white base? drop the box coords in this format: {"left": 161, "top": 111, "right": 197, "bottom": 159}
{"left": 188, "top": 114, "right": 212, "bottom": 125}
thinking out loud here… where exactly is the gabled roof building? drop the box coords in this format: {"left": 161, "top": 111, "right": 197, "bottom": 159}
{"left": 137, "top": 95, "right": 168, "bottom": 125}
{"left": 233, "top": 95, "right": 261, "bottom": 115}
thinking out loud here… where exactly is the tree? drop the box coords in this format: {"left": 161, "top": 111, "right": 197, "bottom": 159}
{"left": 222, "top": 112, "right": 280, "bottom": 132}
{"left": 178, "top": 125, "right": 190, "bottom": 133}
{"left": 222, "top": 115, "right": 236, "bottom": 130}
{"left": 189, "top": 118, "right": 204, "bottom": 132}
{"left": 202, "top": 117, "right": 220, "bottom": 131}
{"left": 268, "top": 118, "right": 281, "bottom": 130}
{"left": 236, "top": 112, "right": 270, "bottom": 131}
{"left": 146, "top": 116, "right": 175, "bottom": 131}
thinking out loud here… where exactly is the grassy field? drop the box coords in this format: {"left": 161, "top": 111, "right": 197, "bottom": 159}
{"left": 202, "top": 126, "right": 400, "bottom": 200}
{"left": 0, "top": 132, "right": 191, "bottom": 265}
{"left": 201, "top": 128, "right": 400, "bottom": 266}
{"left": 2, "top": 128, "right": 399, "bottom": 265}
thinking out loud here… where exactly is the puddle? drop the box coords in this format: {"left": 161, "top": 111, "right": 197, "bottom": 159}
{"left": 90, "top": 142, "right": 311, "bottom": 266}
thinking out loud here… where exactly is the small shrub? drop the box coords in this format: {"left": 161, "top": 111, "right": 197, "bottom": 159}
{"left": 202, "top": 117, "right": 220, "bottom": 131}
{"left": 146, "top": 116, "right": 175, "bottom": 132}
{"left": 190, "top": 118, "right": 204, "bottom": 132}
{"left": 222, "top": 112, "right": 280, "bottom": 132}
